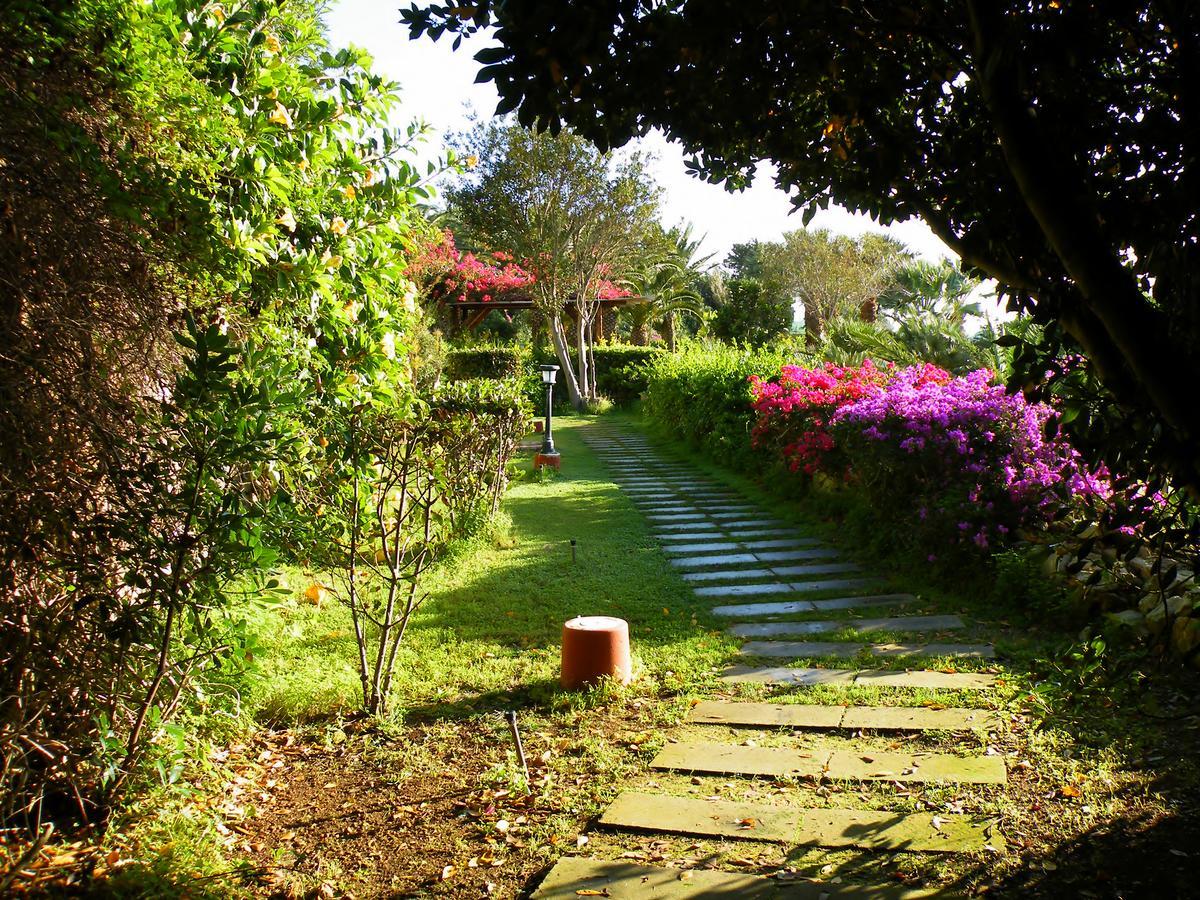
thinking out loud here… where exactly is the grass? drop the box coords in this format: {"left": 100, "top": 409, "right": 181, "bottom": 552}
{"left": 92, "top": 412, "right": 1200, "bottom": 899}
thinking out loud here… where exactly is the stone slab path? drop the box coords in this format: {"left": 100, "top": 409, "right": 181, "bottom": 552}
{"left": 530, "top": 857, "right": 946, "bottom": 899}
{"left": 690, "top": 700, "right": 1000, "bottom": 731}
{"left": 533, "top": 425, "right": 1005, "bottom": 896}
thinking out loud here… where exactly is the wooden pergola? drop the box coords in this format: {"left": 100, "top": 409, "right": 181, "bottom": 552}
{"left": 446, "top": 294, "right": 644, "bottom": 341}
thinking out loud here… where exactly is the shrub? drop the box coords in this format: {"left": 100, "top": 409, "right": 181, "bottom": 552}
{"left": 445, "top": 345, "right": 528, "bottom": 380}
{"left": 643, "top": 345, "right": 798, "bottom": 468}
{"left": 748, "top": 360, "right": 1104, "bottom": 559}
{"left": 530, "top": 345, "right": 665, "bottom": 409}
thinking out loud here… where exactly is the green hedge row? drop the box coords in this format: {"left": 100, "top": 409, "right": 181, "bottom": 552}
{"left": 641, "top": 345, "right": 798, "bottom": 469}
{"left": 445, "top": 345, "right": 666, "bottom": 409}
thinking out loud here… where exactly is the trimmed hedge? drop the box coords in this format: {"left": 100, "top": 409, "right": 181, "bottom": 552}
{"left": 531, "top": 345, "right": 665, "bottom": 407}
{"left": 445, "top": 346, "right": 527, "bottom": 381}
{"left": 641, "top": 345, "right": 798, "bottom": 468}
{"left": 447, "top": 344, "right": 666, "bottom": 409}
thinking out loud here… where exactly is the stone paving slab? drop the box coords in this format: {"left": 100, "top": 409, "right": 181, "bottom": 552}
{"left": 854, "top": 669, "right": 997, "bottom": 689}
{"left": 840, "top": 705, "right": 1000, "bottom": 731}
{"left": 766, "top": 560, "right": 861, "bottom": 574}
{"left": 721, "top": 665, "right": 860, "bottom": 685}
{"left": 689, "top": 701, "right": 999, "bottom": 732}
{"left": 695, "top": 577, "right": 885, "bottom": 598}
{"left": 729, "top": 615, "right": 965, "bottom": 637}
{"left": 737, "top": 641, "right": 995, "bottom": 660}
{"left": 722, "top": 666, "right": 996, "bottom": 690}
{"left": 824, "top": 750, "right": 1007, "bottom": 784}
{"left": 737, "top": 537, "right": 805, "bottom": 547}
{"left": 669, "top": 552, "right": 760, "bottom": 568}
{"left": 694, "top": 582, "right": 796, "bottom": 597}
{"left": 734, "top": 643, "right": 998, "bottom": 662}
{"left": 682, "top": 568, "right": 776, "bottom": 583}
{"left": 652, "top": 742, "right": 827, "bottom": 778}
{"left": 601, "top": 792, "right": 797, "bottom": 842}
{"left": 652, "top": 742, "right": 1006, "bottom": 785}
{"left": 647, "top": 513, "right": 709, "bottom": 522}
{"left": 794, "top": 807, "right": 1001, "bottom": 852}
{"left": 600, "top": 792, "right": 999, "bottom": 852}
{"left": 716, "top": 518, "right": 789, "bottom": 529}
{"left": 690, "top": 701, "right": 846, "bottom": 728}
{"left": 530, "top": 858, "right": 947, "bottom": 900}
{"left": 656, "top": 522, "right": 721, "bottom": 532}
{"left": 811, "top": 594, "right": 917, "bottom": 612}
{"left": 711, "top": 595, "right": 915, "bottom": 617}
{"left": 663, "top": 541, "right": 742, "bottom": 554}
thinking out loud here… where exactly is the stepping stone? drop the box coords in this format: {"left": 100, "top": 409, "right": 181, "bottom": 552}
{"left": 599, "top": 792, "right": 1000, "bottom": 852}
{"left": 786, "top": 577, "right": 886, "bottom": 593}
{"left": 696, "top": 577, "right": 884, "bottom": 598}
{"left": 651, "top": 742, "right": 826, "bottom": 779}
{"left": 823, "top": 749, "right": 1006, "bottom": 784}
{"left": 652, "top": 742, "right": 1006, "bottom": 784}
{"left": 656, "top": 522, "right": 720, "bottom": 532}
{"left": 730, "top": 615, "right": 965, "bottom": 637}
{"left": 670, "top": 553, "right": 760, "bottom": 568}
{"left": 691, "top": 700, "right": 846, "bottom": 728}
{"left": 738, "top": 641, "right": 995, "bottom": 660}
{"left": 711, "top": 510, "right": 768, "bottom": 519}
{"left": 854, "top": 669, "right": 997, "bottom": 690}
{"left": 811, "top": 594, "right": 916, "bottom": 611}
{"left": 721, "top": 666, "right": 859, "bottom": 685}
{"left": 690, "top": 700, "right": 998, "bottom": 732}
{"left": 758, "top": 548, "right": 840, "bottom": 563}
{"left": 663, "top": 542, "right": 741, "bottom": 554}
{"left": 530, "top": 858, "right": 945, "bottom": 899}
{"left": 694, "top": 582, "right": 794, "bottom": 597}
{"left": 721, "top": 666, "right": 995, "bottom": 690}
{"left": 682, "top": 568, "right": 775, "bottom": 583}
{"left": 717, "top": 518, "right": 788, "bottom": 529}
{"left": 658, "top": 532, "right": 731, "bottom": 542}
{"left": 840, "top": 705, "right": 1000, "bottom": 731}
{"left": 766, "top": 560, "right": 860, "bottom": 574}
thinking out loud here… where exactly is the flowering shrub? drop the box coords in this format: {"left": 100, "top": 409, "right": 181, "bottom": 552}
{"left": 409, "top": 229, "right": 535, "bottom": 303}
{"left": 409, "top": 229, "right": 630, "bottom": 304}
{"left": 750, "top": 361, "right": 1106, "bottom": 557}
{"left": 749, "top": 360, "right": 891, "bottom": 473}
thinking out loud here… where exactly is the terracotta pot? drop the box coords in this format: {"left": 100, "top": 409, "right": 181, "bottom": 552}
{"left": 561, "top": 615, "right": 632, "bottom": 690}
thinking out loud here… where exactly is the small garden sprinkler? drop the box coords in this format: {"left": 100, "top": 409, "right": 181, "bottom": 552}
{"left": 505, "top": 710, "right": 530, "bottom": 786}
{"left": 570, "top": 539, "right": 577, "bottom": 563}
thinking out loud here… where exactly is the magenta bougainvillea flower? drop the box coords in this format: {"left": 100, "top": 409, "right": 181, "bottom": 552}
{"left": 749, "top": 360, "right": 1109, "bottom": 555}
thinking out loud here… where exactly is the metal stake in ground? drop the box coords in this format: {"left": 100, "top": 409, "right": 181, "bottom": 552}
{"left": 505, "top": 710, "right": 530, "bottom": 785}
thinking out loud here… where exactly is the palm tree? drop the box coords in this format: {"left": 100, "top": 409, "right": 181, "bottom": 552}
{"left": 879, "top": 259, "right": 984, "bottom": 327}
{"left": 626, "top": 223, "right": 713, "bottom": 349}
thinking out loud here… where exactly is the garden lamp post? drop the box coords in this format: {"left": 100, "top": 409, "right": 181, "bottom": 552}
{"left": 539, "top": 365, "right": 559, "bottom": 456}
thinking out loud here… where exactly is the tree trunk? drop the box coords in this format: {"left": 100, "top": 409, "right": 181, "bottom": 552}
{"left": 662, "top": 312, "right": 676, "bottom": 351}
{"left": 549, "top": 314, "right": 583, "bottom": 409}
{"left": 803, "top": 300, "right": 822, "bottom": 347}
{"left": 575, "top": 313, "right": 590, "bottom": 404}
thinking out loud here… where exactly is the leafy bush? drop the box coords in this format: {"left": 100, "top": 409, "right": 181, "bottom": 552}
{"left": 711, "top": 277, "right": 794, "bottom": 347}
{"left": 446, "top": 346, "right": 528, "bottom": 380}
{"left": 642, "top": 345, "right": 798, "bottom": 468}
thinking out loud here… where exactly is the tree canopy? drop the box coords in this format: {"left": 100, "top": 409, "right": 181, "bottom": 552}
{"left": 444, "top": 120, "right": 658, "bottom": 406}
{"left": 402, "top": 0, "right": 1200, "bottom": 491}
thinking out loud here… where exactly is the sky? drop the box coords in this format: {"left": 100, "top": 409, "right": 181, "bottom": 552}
{"left": 323, "top": 1, "right": 956, "bottom": 266}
